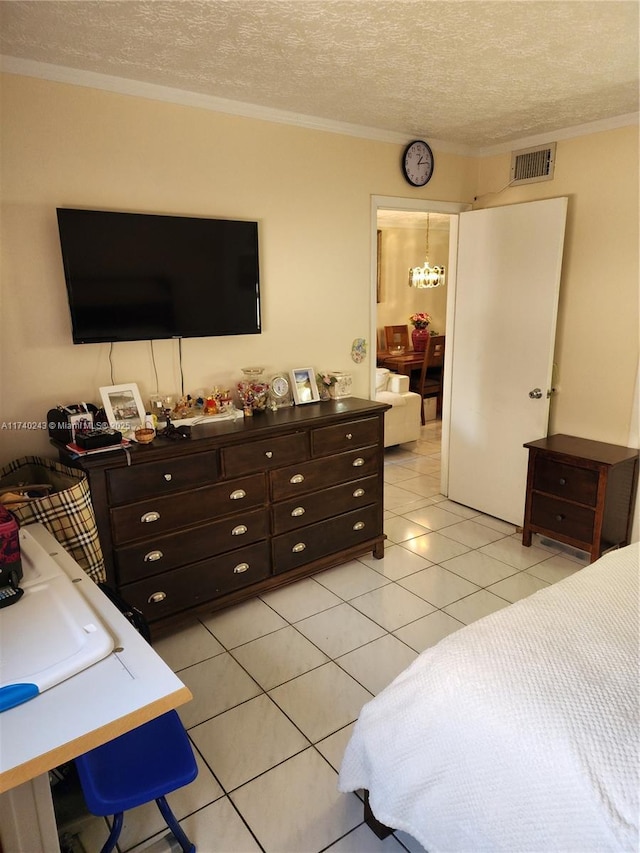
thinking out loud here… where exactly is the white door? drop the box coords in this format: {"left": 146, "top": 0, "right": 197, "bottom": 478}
{"left": 447, "top": 197, "right": 568, "bottom": 525}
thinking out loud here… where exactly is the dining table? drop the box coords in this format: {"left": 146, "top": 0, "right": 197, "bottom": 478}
{"left": 376, "top": 348, "right": 425, "bottom": 376}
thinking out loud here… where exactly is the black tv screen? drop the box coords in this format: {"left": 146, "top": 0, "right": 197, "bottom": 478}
{"left": 56, "top": 208, "right": 261, "bottom": 344}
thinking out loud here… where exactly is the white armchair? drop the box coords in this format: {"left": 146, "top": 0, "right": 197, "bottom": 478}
{"left": 375, "top": 368, "right": 421, "bottom": 447}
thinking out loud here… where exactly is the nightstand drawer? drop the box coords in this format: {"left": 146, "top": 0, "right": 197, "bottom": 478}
{"left": 530, "top": 493, "right": 595, "bottom": 543}
{"left": 311, "top": 417, "right": 380, "bottom": 456}
{"left": 222, "top": 432, "right": 308, "bottom": 477}
{"left": 533, "top": 457, "right": 599, "bottom": 505}
{"left": 108, "top": 451, "right": 218, "bottom": 505}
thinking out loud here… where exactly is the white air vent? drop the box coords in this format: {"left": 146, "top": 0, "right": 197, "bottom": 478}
{"left": 510, "top": 143, "right": 556, "bottom": 185}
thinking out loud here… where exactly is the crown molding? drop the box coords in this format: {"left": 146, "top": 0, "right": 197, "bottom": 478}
{"left": 2, "top": 55, "right": 636, "bottom": 158}
{"left": 475, "top": 112, "right": 639, "bottom": 158}
{"left": 0, "top": 55, "right": 474, "bottom": 155}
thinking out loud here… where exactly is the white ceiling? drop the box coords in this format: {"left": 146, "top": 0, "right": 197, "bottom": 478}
{"left": 1, "top": 0, "right": 638, "bottom": 153}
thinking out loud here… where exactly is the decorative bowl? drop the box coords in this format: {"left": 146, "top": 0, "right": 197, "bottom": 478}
{"left": 134, "top": 428, "right": 155, "bottom": 444}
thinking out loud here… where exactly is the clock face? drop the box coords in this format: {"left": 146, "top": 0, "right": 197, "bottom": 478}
{"left": 272, "top": 376, "right": 289, "bottom": 397}
{"left": 402, "top": 140, "right": 434, "bottom": 187}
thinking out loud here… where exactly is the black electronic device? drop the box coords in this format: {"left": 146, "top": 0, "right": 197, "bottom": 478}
{"left": 0, "top": 585, "right": 24, "bottom": 608}
{"left": 56, "top": 208, "right": 261, "bottom": 344}
{"left": 47, "top": 403, "right": 99, "bottom": 444}
{"left": 75, "top": 428, "right": 122, "bottom": 450}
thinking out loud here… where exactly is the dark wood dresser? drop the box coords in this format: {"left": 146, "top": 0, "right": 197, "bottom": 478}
{"left": 60, "top": 398, "right": 390, "bottom": 627}
{"left": 522, "top": 434, "right": 638, "bottom": 562}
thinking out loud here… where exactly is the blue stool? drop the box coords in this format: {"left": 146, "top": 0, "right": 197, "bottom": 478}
{"left": 75, "top": 710, "right": 198, "bottom": 853}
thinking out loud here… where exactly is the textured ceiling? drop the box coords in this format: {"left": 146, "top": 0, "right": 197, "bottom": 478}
{"left": 1, "top": 0, "right": 638, "bottom": 150}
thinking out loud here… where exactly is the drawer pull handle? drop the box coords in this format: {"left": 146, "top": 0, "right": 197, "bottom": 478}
{"left": 232, "top": 524, "right": 248, "bottom": 536}
{"left": 291, "top": 506, "right": 306, "bottom": 517}
{"left": 163, "top": 473, "right": 172, "bottom": 482}
{"left": 144, "top": 550, "right": 163, "bottom": 562}
{"left": 353, "top": 521, "right": 365, "bottom": 531}
{"left": 148, "top": 591, "right": 166, "bottom": 604}
{"left": 559, "top": 478, "right": 567, "bottom": 486}
{"left": 555, "top": 514, "right": 566, "bottom": 522}
{"left": 346, "top": 433, "right": 353, "bottom": 440}
{"left": 230, "top": 489, "right": 246, "bottom": 500}
{"left": 265, "top": 451, "right": 273, "bottom": 459}
{"left": 233, "top": 563, "right": 249, "bottom": 574}
{"left": 290, "top": 474, "right": 305, "bottom": 484}
{"left": 353, "top": 488, "right": 365, "bottom": 498}
{"left": 292, "top": 542, "right": 306, "bottom": 553}
{"left": 141, "top": 511, "right": 160, "bottom": 524}
{"left": 352, "top": 457, "right": 365, "bottom": 467}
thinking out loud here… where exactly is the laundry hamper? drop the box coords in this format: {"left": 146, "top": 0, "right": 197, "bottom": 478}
{"left": 0, "top": 455, "right": 106, "bottom": 582}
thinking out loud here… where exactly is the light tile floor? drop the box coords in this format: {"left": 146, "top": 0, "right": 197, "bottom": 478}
{"left": 69, "top": 421, "right": 588, "bottom": 853}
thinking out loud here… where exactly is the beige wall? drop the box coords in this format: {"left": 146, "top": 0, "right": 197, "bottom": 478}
{"left": 0, "top": 73, "right": 475, "bottom": 464}
{"left": 0, "top": 72, "right": 637, "bottom": 470}
{"left": 474, "top": 127, "right": 639, "bottom": 447}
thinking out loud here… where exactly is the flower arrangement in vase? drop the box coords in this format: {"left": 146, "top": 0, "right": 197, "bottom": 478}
{"left": 316, "top": 373, "right": 337, "bottom": 401}
{"left": 409, "top": 312, "right": 432, "bottom": 352}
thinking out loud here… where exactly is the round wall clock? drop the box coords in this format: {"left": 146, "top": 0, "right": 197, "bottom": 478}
{"left": 402, "top": 140, "right": 434, "bottom": 187}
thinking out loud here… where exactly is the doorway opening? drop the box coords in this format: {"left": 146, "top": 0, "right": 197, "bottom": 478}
{"left": 371, "top": 196, "right": 469, "bottom": 496}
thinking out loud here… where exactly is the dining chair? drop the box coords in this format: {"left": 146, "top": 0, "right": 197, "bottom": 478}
{"left": 410, "top": 334, "right": 446, "bottom": 425}
{"left": 384, "top": 325, "right": 410, "bottom": 350}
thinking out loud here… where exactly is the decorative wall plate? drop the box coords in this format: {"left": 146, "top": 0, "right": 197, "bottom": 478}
{"left": 351, "top": 338, "right": 367, "bottom": 363}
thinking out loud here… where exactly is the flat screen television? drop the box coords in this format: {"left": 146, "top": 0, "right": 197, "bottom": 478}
{"left": 56, "top": 208, "right": 261, "bottom": 344}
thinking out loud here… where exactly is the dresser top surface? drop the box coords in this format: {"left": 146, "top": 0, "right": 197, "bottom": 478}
{"left": 61, "top": 397, "right": 390, "bottom": 470}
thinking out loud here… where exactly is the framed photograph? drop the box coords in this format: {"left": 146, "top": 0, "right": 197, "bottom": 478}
{"left": 290, "top": 368, "right": 320, "bottom": 405}
{"left": 99, "top": 383, "right": 146, "bottom": 436}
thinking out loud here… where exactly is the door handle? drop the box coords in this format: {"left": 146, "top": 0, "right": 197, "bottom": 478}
{"left": 529, "top": 387, "right": 555, "bottom": 399}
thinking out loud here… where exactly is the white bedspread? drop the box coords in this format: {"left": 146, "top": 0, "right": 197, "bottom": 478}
{"left": 338, "top": 544, "right": 639, "bottom": 852}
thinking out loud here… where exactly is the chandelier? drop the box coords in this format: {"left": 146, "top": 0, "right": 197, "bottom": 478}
{"left": 408, "top": 214, "right": 446, "bottom": 288}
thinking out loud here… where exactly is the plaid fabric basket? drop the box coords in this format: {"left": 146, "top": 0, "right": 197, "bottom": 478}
{"left": 0, "top": 456, "right": 106, "bottom": 583}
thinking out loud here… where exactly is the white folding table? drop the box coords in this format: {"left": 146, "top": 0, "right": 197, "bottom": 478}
{"left": 0, "top": 524, "right": 192, "bottom": 852}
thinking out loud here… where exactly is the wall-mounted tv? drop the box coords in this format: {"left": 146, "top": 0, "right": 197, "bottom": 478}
{"left": 56, "top": 208, "right": 261, "bottom": 344}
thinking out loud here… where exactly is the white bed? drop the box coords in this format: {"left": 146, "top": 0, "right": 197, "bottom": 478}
{"left": 338, "top": 544, "right": 639, "bottom": 852}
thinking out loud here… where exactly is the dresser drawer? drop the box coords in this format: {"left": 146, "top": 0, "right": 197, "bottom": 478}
{"left": 311, "top": 417, "right": 380, "bottom": 457}
{"left": 121, "top": 541, "right": 271, "bottom": 622}
{"left": 273, "top": 504, "right": 379, "bottom": 573}
{"left": 222, "top": 432, "right": 308, "bottom": 477}
{"left": 108, "top": 451, "right": 218, "bottom": 505}
{"left": 530, "top": 493, "right": 595, "bottom": 543}
{"left": 114, "top": 508, "right": 269, "bottom": 584}
{"left": 272, "top": 475, "right": 379, "bottom": 534}
{"left": 271, "top": 447, "right": 379, "bottom": 501}
{"left": 533, "top": 457, "right": 599, "bottom": 506}
{"left": 110, "top": 474, "right": 265, "bottom": 544}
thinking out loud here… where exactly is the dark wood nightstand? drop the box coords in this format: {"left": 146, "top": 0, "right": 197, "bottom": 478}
{"left": 522, "top": 434, "right": 638, "bottom": 563}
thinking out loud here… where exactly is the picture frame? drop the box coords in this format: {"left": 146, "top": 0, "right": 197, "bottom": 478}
{"left": 290, "top": 368, "right": 320, "bottom": 405}
{"left": 99, "top": 383, "right": 146, "bottom": 436}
